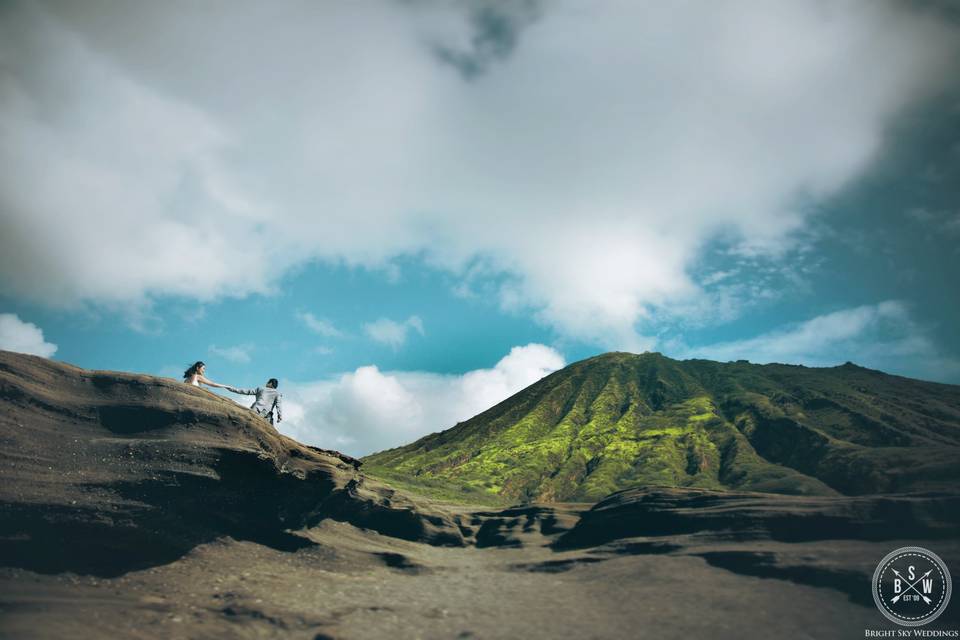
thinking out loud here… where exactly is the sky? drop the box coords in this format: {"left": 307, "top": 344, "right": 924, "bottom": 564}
{"left": 1, "top": 0, "right": 959, "bottom": 457}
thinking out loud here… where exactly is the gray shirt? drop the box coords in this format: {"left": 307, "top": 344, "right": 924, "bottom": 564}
{"left": 227, "top": 386, "right": 282, "bottom": 423}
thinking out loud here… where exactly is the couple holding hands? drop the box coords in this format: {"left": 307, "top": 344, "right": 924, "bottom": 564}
{"left": 183, "top": 361, "right": 283, "bottom": 425}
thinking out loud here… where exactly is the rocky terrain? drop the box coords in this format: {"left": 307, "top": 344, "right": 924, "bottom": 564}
{"left": 1, "top": 350, "right": 958, "bottom": 639}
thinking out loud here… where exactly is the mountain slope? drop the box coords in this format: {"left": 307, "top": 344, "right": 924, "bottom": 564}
{"left": 363, "top": 352, "right": 960, "bottom": 503}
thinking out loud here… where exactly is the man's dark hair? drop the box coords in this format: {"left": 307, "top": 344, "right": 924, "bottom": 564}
{"left": 267, "top": 378, "right": 279, "bottom": 389}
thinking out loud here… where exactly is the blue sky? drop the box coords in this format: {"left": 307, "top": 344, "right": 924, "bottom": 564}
{"left": 1, "top": 1, "right": 958, "bottom": 456}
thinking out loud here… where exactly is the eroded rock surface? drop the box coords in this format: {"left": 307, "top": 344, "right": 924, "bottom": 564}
{"left": 0, "top": 351, "right": 465, "bottom": 576}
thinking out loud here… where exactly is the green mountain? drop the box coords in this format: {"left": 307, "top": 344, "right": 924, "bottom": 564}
{"left": 363, "top": 352, "right": 960, "bottom": 504}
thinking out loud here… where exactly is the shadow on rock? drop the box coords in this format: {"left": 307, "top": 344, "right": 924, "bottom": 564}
{"left": 553, "top": 487, "right": 960, "bottom": 550}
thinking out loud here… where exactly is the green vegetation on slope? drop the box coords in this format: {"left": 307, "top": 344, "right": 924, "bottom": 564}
{"left": 363, "top": 352, "right": 960, "bottom": 503}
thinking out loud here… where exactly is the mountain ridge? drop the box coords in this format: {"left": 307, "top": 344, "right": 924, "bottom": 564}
{"left": 363, "top": 351, "right": 960, "bottom": 503}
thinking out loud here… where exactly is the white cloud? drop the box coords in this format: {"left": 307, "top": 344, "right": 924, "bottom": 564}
{"left": 1, "top": 2, "right": 958, "bottom": 346}
{"left": 0, "top": 5, "right": 275, "bottom": 308}
{"left": 297, "top": 312, "right": 343, "bottom": 338}
{"left": 208, "top": 343, "right": 253, "bottom": 364}
{"left": 279, "top": 343, "right": 565, "bottom": 456}
{"left": 364, "top": 315, "right": 425, "bottom": 349}
{"left": 0, "top": 313, "right": 58, "bottom": 357}
{"left": 671, "top": 301, "right": 960, "bottom": 382}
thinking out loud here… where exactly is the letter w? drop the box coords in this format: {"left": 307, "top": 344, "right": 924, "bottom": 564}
{"left": 922, "top": 578, "right": 933, "bottom": 594}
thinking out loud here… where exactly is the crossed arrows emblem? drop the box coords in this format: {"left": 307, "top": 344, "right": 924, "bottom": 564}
{"left": 890, "top": 568, "right": 933, "bottom": 605}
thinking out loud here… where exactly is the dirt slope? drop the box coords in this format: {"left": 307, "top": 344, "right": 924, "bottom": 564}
{"left": 0, "top": 350, "right": 465, "bottom": 576}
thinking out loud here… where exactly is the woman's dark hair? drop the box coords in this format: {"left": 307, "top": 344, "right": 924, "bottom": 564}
{"left": 184, "top": 361, "right": 205, "bottom": 381}
{"left": 267, "top": 378, "right": 279, "bottom": 389}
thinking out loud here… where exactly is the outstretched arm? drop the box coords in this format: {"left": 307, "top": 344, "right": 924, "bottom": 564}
{"left": 198, "top": 375, "right": 227, "bottom": 389}
{"left": 224, "top": 385, "right": 257, "bottom": 395}
{"left": 275, "top": 394, "right": 283, "bottom": 423}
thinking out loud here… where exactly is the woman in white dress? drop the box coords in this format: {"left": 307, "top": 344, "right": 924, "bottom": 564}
{"left": 183, "top": 361, "right": 227, "bottom": 389}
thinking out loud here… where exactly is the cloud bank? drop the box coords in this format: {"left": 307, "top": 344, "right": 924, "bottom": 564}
{"left": 279, "top": 343, "right": 565, "bottom": 457}
{"left": 1, "top": 1, "right": 958, "bottom": 347}
{"left": 0, "top": 314, "right": 58, "bottom": 357}
{"left": 672, "top": 301, "right": 960, "bottom": 383}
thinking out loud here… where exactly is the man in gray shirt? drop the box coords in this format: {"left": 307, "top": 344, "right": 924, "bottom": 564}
{"left": 226, "top": 378, "right": 283, "bottom": 425}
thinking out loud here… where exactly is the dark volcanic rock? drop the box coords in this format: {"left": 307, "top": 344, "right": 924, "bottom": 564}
{"left": 554, "top": 486, "right": 960, "bottom": 549}
{"left": 0, "top": 350, "right": 464, "bottom": 576}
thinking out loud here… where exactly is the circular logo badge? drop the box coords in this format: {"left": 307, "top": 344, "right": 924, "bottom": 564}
{"left": 873, "top": 546, "right": 952, "bottom": 626}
